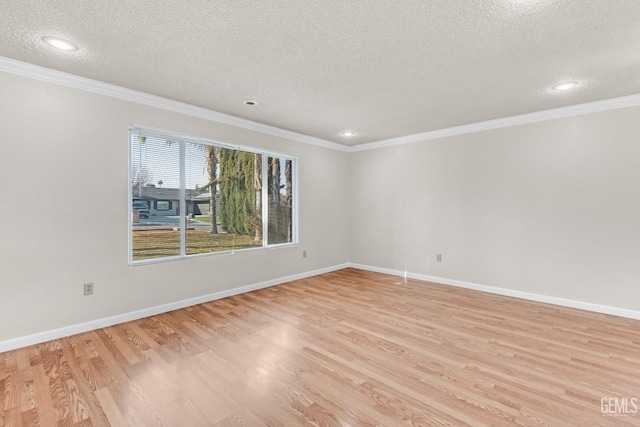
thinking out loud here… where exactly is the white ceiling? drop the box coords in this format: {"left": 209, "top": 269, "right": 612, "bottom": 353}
{"left": 1, "top": 1, "right": 640, "bottom": 146}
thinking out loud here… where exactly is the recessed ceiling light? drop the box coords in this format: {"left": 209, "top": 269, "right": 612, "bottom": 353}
{"left": 42, "top": 36, "right": 78, "bottom": 51}
{"left": 340, "top": 131, "right": 356, "bottom": 137}
{"left": 242, "top": 100, "right": 258, "bottom": 106}
{"left": 551, "top": 81, "right": 579, "bottom": 91}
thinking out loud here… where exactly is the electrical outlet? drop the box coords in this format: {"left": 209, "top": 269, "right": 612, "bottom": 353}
{"left": 436, "top": 254, "right": 442, "bottom": 262}
{"left": 303, "top": 250, "right": 307, "bottom": 258}
{"left": 84, "top": 282, "right": 94, "bottom": 296}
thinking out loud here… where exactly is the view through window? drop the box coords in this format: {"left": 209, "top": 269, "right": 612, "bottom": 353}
{"left": 130, "top": 129, "right": 297, "bottom": 263}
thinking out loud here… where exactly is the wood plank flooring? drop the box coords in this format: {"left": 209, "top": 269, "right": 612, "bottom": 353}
{"left": 1, "top": 268, "right": 639, "bottom": 426}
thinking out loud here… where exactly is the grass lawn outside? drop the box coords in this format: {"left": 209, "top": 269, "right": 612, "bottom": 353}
{"left": 132, "top": 229, "right": 261, "bottom": 260}
{"left": 192, "top": 215, "right": 221, "bottom": 224}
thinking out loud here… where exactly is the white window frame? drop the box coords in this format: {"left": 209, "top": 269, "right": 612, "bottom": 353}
{"left": 128, "top": 125, "right": 298, "bottom": 265}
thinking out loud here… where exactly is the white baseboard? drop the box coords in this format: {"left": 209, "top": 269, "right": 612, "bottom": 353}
{"left": 0, "top": 263, "right": 350, "bottom": 353}
{"left": 348, "top": 263, "right": 640, "bottom": 321}
{"left": 4, "top": 262, "right": 638, "bottom": 352}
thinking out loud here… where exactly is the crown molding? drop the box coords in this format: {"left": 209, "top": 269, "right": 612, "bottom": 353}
{"left": 0, "top": 56, "right": 350, "bottom": 152}
{"left": 349, "top": 93, "right": 640, "bottom": 152}
{"left": 3, "top": 56, "right": 640, "bottom": 154}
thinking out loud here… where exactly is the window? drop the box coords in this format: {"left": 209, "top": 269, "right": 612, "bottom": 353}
{"left": 155, "top": 200, "right": 171, "bottom": 211}
{"left": 267, "top": 156, "right": 294, "bottom": 244}
{"left": 129, "top": 127, "right": 297, "bottom": 263}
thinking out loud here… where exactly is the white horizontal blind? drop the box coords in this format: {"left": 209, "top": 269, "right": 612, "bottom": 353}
{"left": 130, "top": 133, "right": 181, "bottom": 261}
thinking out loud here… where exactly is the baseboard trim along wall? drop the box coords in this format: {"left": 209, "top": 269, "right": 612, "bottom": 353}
{"left": 3, "top": 262, "right": 638, "bottom": 352}
{"left": 348, "top": 263, "right": 640, "bottom": 321}
{"left": 0, "top": 263, "right": 350, "bottom": 353}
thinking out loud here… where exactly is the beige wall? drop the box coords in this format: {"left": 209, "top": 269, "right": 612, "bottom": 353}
{"left": 350, "top": 107, "right": 640, "bottom": 310}
{"left": 2, "top": 68, "right": 639, "bottom": 344}
{"left": 0, "top": 72, "right": 350, "bottom": 341}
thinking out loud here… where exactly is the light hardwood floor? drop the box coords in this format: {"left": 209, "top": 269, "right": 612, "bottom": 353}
{"left": 1, "top": 268, "right": 639, "bottom": 426}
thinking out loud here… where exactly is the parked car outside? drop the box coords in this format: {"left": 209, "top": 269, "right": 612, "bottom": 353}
{"left": 132, "top": 201, "right": 149, "bottom": 218}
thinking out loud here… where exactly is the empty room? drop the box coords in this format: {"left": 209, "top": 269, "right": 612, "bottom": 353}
{"left": 1, "top": 1, "right": 639, "bottom": 426}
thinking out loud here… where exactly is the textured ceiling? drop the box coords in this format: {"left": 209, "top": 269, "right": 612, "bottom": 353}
{"left": 1, "top": 0, "right": 640, "bottom": 145}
